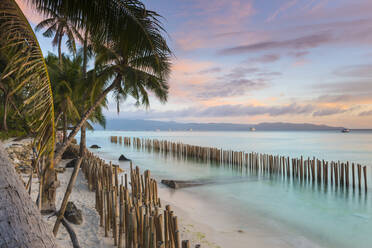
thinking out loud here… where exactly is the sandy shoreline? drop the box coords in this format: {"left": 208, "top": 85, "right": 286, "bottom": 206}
{"left": 4, "top": 137, "right": 319, "bottom": 248}
{"left": 4, "top": 138, "right": 219, "bottom": 248}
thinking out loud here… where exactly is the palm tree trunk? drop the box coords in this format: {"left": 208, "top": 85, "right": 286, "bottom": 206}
{"left": 0, "top": 144, "right": 57, "bottom": 247}
{"left": 58, "top": 33, "right": 63, "bottom": 65}
{"left": 79, "top": 124, "right": 86, "bottom": 157}
{"left": 53, "top": 77, "right": 120, "bottom": 166}
{"left": 2, "top": 95, "right": 8, "bottom": 131}
{"left": 41, "top": 165, "right": 58, "bottom": 214}
{"left": 82, "top": 30, "right": 88, "bottom": 76}
{"left": 79, "top": 31, "right": 89, "bottom": 157}
{"left": 63, "top": 112, "right": 67, "bottom": 143}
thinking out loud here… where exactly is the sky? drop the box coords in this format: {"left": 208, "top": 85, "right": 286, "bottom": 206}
{"left": 18, "top": 0, "right": 372, "bottom": 128}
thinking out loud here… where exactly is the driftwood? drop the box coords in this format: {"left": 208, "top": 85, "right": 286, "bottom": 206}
{"left": 0, "top": 143, "right": 57, "bottom": 247}
{"left": 61, "top": 217, "right": 81, "bottom": 248}
{"left": 161, "top": 177, "right": 255, "bottom": 189}
{"left": 161, "top": 180, "right": 206, "bottom": 189}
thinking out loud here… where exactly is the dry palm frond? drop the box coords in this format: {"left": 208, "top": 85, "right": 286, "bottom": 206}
{"left": 0, "top": 0, "right": 55, "bottom": 167}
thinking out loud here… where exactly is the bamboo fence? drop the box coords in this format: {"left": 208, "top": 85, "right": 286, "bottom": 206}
{"left": 79, "top": 149, "right": 196, "bottom": 247}
{"left": 111, "top": 136, "right": 368, "bottom": 193}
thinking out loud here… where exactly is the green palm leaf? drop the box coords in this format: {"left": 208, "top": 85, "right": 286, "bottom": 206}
{"left": 0, "top": 0, "right": 55, "bottom": 167}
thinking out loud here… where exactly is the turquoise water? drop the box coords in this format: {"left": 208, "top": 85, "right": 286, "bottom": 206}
{"left": 83, "top": 130, "right": 372, "bottom": 248}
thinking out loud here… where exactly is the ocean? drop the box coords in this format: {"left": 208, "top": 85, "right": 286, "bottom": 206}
{"left": 83, "top": 130, "right": 372, "bottom": 248}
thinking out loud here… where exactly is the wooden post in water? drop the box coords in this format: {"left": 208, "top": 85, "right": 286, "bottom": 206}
{"left": 357, "top": 164, "right": 361, "bottom": 191}
{"left": 352, "top": 163, "right": 355, "bottom": 189}
{"left": 363, "top": 166, "right": 367, "bottom": 192}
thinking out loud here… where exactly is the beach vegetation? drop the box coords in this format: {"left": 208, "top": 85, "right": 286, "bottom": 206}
{"left": 1, "top": 0, "right": 172, "bottom": 213}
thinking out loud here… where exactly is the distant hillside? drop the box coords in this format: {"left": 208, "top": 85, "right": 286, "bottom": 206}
{"left": 94, "top": 119, "right": 345, "bottom": 131}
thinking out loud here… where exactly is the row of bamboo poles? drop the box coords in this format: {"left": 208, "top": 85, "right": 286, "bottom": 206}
{"left": 111, "top": 136, "right": 369, "bottom": 192}
{"left": 79, "top": 149, "right": 196, "bottom": 248}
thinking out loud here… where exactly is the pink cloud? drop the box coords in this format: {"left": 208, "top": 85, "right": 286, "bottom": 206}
{"left": 15, "top": 0, "right": 44, "bottom": 24}
{"left": 173, "top": 0, "right": 259, "bottom": 51}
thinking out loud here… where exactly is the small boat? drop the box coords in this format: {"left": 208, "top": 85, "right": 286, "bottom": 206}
{"left": 250, "top": 127, "right": 256, "bottom": 131}
{"left": 341, "top": 128, "right": 350, "bottom": 133}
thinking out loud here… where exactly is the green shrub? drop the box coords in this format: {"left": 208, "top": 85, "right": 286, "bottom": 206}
{"left": 0, "top": 129, "right": 27, "bottom": 140}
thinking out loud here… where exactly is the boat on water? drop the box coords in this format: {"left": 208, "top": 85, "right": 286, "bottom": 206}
{"left": 341, "top": 128, "right": 350, "bottom": 133}
{"left": 250, "top": 127, "right": 256, "bottom": 131}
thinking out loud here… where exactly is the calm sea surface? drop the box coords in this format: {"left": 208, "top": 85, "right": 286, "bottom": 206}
{"left": 83, "top": 130, "right": 372, "bottom": 248}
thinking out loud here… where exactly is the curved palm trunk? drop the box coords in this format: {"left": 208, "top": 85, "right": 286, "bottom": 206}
{"left": 79, "top": 124, "right": 86, "bottom": 157}
{"left": 63, "top": 112, "right": 67, "bottom": 143}
{"left": 53, "top": 78, "right": 119, "bottom": 166}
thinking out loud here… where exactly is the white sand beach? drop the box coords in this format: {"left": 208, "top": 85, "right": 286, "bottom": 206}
{"left": 4, "top": 138, "right": 224, "bottom": 248}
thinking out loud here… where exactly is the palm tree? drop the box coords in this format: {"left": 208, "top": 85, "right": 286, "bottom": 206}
{"left": 52, "top": 3, "right": 173, "bottom": 167}
{"left": 35, "top": 7, "right": 82, "bottom": 64}
{"left": 46, "top": 53, "right": 82, "bottom": 142}
{"left": 2, "top": 0, "right": 173, "bottom": 214}
{"left": 0, "top": 47, "right": 19, "bottom": 131}
{"left": 0, "top": 0, "right": 56, "bottom": 212}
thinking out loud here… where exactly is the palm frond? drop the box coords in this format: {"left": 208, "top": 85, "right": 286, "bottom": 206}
{"left": 0, "top": 0, "right": 55, "bottom": 167}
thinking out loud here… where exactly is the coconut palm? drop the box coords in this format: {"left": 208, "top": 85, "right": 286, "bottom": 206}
{"left": 0, "top": 0, "right": 56, "bottom": 212}
{"left": 2, "top": 0, "right": 173, "bottom": 215}
{"left": 52, "top": 4, "right": 173, "bottom": 167}
{"left": 35, "top": 7, "right": 82, "bottom": 64}
{"left": 46, "top": 53, "right": 82, "bottom": 142}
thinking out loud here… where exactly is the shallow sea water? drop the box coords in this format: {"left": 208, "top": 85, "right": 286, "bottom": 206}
{"left": 83, "top": 130, "right": 372, "bottom": 248}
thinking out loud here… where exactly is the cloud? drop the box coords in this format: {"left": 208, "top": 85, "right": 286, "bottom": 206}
{"left": 108, "top": 103, "right": 357, "bottom": 120}
{"left": 198, "top": 103, "right": 315, "bottom": 117}
{"left": 219, "top": 33, "right": 331, "bottom": 55}
{"left": 316, "top": 94, "right": 372, "bottom": 104}
{"left": 196, "top": 78, "right": 268, "bottom": 99}
{"left": 312, "top": 107, "right": 349, "bottom": 116}
{"left": 289, "top": 51, "right": 309, "bottom": 58}
{"left": 191, "top": 66, "right": 270, "bottom": 99}
{"left": 197, "top": 67, "right": 222, "bottom": 74}
{"left": 173, "top": 0, "right": 258, "bottom": 51}
{"left": 257, "top": 72, "right": 282, "bottom": 77}
{"left": 334, "top": 64, "right": 372, "bottom": 78}
{"left": 250, "top": 54, "right": 280, "bottom": 63}
{"left": 359, "top": 110, "right": 372, "bottom": 116}
{"left": 16, "top": 0, "right": 44, "bottom": 24}
{"left": 266, "top": 0, "right": 298, "bottom": 23}
{"left": 222, "top": 67, "right": 259, "bottom": 79}
{"left": 315, "top": 81, "right": 372, "bottom": 94}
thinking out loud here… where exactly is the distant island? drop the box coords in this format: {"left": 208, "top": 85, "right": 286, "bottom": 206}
{"left": 94, "top": 119, "right": 347, "bottom": 131}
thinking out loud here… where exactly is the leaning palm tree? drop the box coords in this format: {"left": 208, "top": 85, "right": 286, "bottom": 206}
{"left": 52, "top": 5, "right": 172, "bottom": 167}
{"left": 3, "top": 0, "right": 173, "bottom": 216}
{"left": 0, "top": 0, "right": 56, "bottom": 212}
{"left": 35, "top": 6, "right": 82, "bottom": 64}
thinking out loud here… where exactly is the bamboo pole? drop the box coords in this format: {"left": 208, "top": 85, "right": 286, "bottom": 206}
{"left": 53, "top": 157, "right": 83, "bottom": 236}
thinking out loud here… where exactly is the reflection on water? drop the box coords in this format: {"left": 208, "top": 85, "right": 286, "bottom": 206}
{"left": 84, "top": 130, "right": 372, "bottom": 248}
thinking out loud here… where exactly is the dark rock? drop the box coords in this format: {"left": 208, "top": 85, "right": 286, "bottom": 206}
{"left": 118, "top": 154, "right": 131, "bottom": 161}
{"left": 10, "top": 143, "right": 22, "bottom": 146}
{"left": 62, "top": 146, "right": 79, "bottom": 159}
{"left": 90, "top": 144, "right": 101, "bottom": 149}
{"left": 65, "top": 159, "right": 77, "bottom": 168}
{"left": 64, "top": 202, "right": 83, "bottom": 225}
{"left": 55, "top": 167, "right": 66, "bottom": 173}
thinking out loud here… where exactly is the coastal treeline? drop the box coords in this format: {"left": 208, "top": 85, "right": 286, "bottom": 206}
{"left": 0, "top": 0, "right": 172, "bottom": 245}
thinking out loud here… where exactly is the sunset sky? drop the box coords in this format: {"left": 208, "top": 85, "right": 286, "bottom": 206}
{"left": 20, "top": 0, "right": 372, "bottom": 128}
